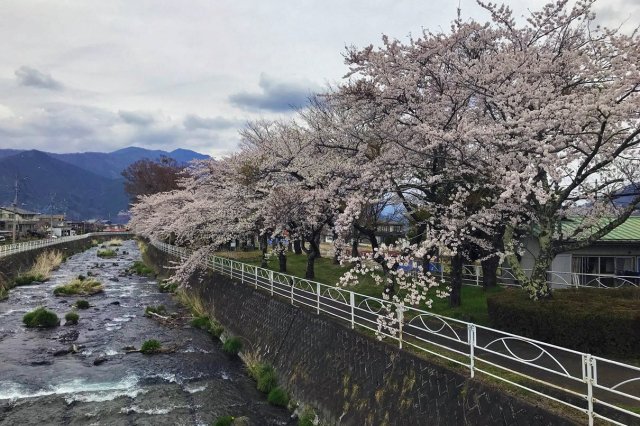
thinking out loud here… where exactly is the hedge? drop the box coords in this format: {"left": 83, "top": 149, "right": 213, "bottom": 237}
{"left": 487, "top": 287, "right": 640, "bottom": 358}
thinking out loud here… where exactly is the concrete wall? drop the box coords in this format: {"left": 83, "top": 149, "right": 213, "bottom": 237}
{"left": 0, "top": 235, "right": 121, "bottom": 290}
{"left": 146, "top": 244, "right": 578, "bottom": 426}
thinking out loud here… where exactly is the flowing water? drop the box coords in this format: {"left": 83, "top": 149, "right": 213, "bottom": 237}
{"left": 0, "top": 240, "right": 291, "bottom": 425}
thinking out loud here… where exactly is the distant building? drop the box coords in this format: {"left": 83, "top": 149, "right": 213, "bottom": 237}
{"left": 0, "top": 206, "right": 41, "bottom": 238}
{"left": 517, "top": 216, "right": 640, "bottom": 287}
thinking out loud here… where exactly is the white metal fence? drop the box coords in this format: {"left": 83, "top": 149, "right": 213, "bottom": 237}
{"left": 0, "top": 232, "right": 133, "bottom": 258}
{"left": 152, "top": 239, "right": 640, "bottom": 426}
{"left": 455, "top": 264, "right": 640, "bottom": 289}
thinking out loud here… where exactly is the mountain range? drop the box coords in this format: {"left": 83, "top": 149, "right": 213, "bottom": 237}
{"left": 0, "top": 147, "right": 208, "bottom": 220}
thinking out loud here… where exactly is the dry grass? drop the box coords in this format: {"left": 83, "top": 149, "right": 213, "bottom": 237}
{"left": 30, "top": 250, "right": 64, "bottom": 281}
{"left": 106, "top": 238, "right": 123, "bottom": 246}
{"left": 54, "top": 278, "right": 104, "bottom": 296}
{"left": 176, "top": 288, "right": 207, "bottom": 317}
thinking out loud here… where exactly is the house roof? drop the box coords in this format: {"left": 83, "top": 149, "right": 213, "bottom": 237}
{"left": 0, "top": 206, "right": 40, "bottom": 216}
{"left": 561, "top": 216, "right": 640, "bottom": 242}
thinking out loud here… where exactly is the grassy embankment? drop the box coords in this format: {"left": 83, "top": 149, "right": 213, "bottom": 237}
{"left": 217, "top": 250, "right": 501, "bottom": 325}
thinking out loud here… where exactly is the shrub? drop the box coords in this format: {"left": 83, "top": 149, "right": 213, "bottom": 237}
{"left": 267, "top": 387, "right": 289, "bottom": 407}
{"left": 298, "top": 408, "right": 317, "bottom": 426}
{"left": 14, "top": 273, "right": 46, "bottom": 286}
{"left": 129, "top": 261, "right": 154, "bottom": 276}
{"left": 190, "top": 316, "right": 224, "bottom": 338}
{"left": 0, "top": 284, "right": 7, "bottom": 301}
{"left": 140, "top": 339, "right": 162, "bottom": 354}
{"left": 190, "top": 315, "right": 210, "bottom": 329}
{"left": 65, "top": 311, "right": 79, "bottom": 325}
{"left": 213, "top": 416, "right": 234, "bottom": 426}
{"left": 106, "top": 238, "right": 123, "bottom": 246}
{"left": 222, "top": 336, "right": 242, "bottom": 355}
{"left": 255, "top": 364, "right": 278, "bottom": 393}
{"left": 487, "top": 287, "right": 640, "bottom": 357}
{"left": 144, "top": 305, "right": 167, "bottom": 317}
{"left": 159, "top": 280, "right": 178, "bottom": 293}
{"left": 54, "top": 278, "right": 103, "bottom": 296}
{"left": 75, "top": 299, "right": 90, "bottom": 309}
{"left": 97, "top": 249, "right": 117, "bottom": 258}
{"left": 23, "top": 307, "right": 59, "bottom": 328}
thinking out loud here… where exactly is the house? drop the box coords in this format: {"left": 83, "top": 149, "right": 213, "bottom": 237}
{"left": 517, "top": 216, "right": 640, "bottom": 288}
{"left": 321, "top": 221, "right": 407, "bottom": 245}
{"left": 0, "top": 206, "right": 41, "bottom": 239}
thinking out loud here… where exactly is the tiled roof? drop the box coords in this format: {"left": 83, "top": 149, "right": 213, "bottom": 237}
{"left": 0, "top": 206, "right": 40, "bottom": 215}
{"left": 561, "top": 216, "right": 640, "bottom": 242}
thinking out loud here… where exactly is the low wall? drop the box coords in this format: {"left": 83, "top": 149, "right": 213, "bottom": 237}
{"left": 147, "top": 244, "right": 577, "bottom": 426}
{"left": 0, "top": 235, "right": 124, "bottom": 290}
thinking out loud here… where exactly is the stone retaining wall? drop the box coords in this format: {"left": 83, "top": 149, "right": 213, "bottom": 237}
{"left": 147, "top": 244, "right": 578, "bottom": 426}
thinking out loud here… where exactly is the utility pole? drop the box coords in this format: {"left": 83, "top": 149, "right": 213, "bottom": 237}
{"left": 11, "top": 175, "right": 18, "bottom": 244}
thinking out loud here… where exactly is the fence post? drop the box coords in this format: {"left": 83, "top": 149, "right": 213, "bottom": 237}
{"left": 468, "top": 324, "right": 476, "bottom": 378}
{"left": 241, "top": 263, "right": 245, "bottom": 284}
{"left": 254, "top": 267, "right": 258, "bottom": 289}
{"left": 475, "top": 266, "right": 480, "bottom": 286}
{"left": 397, "top": 304, "right": 404, "bottom": 349}
{"left": 350, "top": 292, "right": 355, "bottom": 329}
{"left": 316, "top": 282, "right": 320, "bottom": 315}
{"left": 229, "top": 260, "right": 233, "bottom": 278}
{"left": 585, "top": 354, "right": 594, "bottom": 426}
{"left": 291, "top": 278, "right": 295, "bottom": 305}
{"left": 269, "top": 270, "right": 274, "bottom": 296}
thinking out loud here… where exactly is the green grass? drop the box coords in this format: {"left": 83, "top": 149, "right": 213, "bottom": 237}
{"left": 219, "top": 250, "right": 500, "bottom": 325}
{"left": 159, "top": 280, "right": 178, "bottom": 293}
{"left": 65, "top": 311, "right": 79, "bottom": 325}
{"left": 75, "top": 299, "right": 90, "bottom": 309}
{"left": 14, "top": 273, "right": 47, "bottom": 286}
{"left": 54, "top": 278, "right": 103, "bottom": 296}
{"left": 267, "top": 386, "right": 289, "bottom": 407}
{"left": 140, "top": 339, "right": 162, "bottom": 354}
{"left": 97, "top": 249, "right": 117, "bottom": 258}
{"left": 222, "top": 336, "right": 243, "bottom": 355}
{"left": 23, "top": 307, "right": 60, "bottom": 328}
{"left": 190, "top": 315, "right": 224, "bottom": 338}
{"left": 129, "top": 261, "right": 155, "bottom": 276}
{"left": 212, "top": 416, "right": 235, "bottom": 426}
{"left": 255, "top": 364, "right": 278, "bottom": 393}
{"left": 144, "top": 305, "right": 167, "bottom": 317}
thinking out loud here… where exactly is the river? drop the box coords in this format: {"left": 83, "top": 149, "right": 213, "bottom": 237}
{"left": 0, "top": 239, "right": 291, "bottom": 425}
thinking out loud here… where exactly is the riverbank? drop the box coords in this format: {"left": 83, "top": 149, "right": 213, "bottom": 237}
{"left": 0, "top": 240, "right": 290, "bottom": 425}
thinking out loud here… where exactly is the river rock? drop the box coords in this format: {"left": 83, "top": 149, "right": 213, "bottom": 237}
{"left": 110, "top": 301, "right": 120, "bottom": 305}
{"left": 93, "top": 356, "right": 108, "bottom": 366}
{"left": 109, "top": 277, "right": 120, "bottom": 282}
{"left": 53, "top": 348, "right": 71, "bottom": 357}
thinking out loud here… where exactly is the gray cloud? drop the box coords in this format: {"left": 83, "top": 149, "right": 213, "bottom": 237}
{"left": 183, "top": 114, "right": 240, "bottom": 131}
{"left": 229, "top": 74, "right": 317, "bottom": 112}
{"left": 119, "top": 110, "right": 155, "bottom": 126}
{"left": 15, "top": 66, "right": 63, "bottom": 90}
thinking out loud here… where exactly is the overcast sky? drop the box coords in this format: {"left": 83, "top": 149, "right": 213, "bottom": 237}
{"left": 0, "top": 0, "right": 638, "bottom": 157}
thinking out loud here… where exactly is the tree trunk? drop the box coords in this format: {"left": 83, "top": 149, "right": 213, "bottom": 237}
{"left": 260, "top": 234, "right": 268, "bottom": 268}
{"left": 450, "top": 253, "right": 463, "bottom": 307}
{"left": 481, "top": 256, "right": 499, "bottom": 290}
{"left": 293, "top": 239, "right": 302, "bottom": 255}
{"left": 503, "top": 223, "right": 553, "bottom": 300}
{"left": 305, "top": 240, "right": 320, "bottom": 280}
{"left": 278, "top": 242, "right": 287, "bottom": 273}
{"left": 351, "top": 232, "right": 360, "bottom": 258}
{"left": 332, "top": 230, "right": 340, "bottom": 265}
{"left": 314, "top": 233, "right": 322, "bottom": 258}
